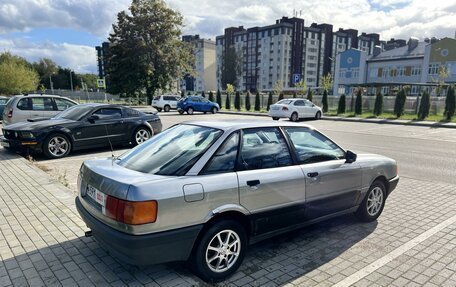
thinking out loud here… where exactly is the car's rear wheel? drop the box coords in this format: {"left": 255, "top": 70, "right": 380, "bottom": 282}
{"left": 315, "top": 111, "right": 321, "bottom": 120}
{"left": 164, "top": 105, "right": 170, "bottom": 112}
{"left": 43, "top": 134, "right": 71, "bottom": 159}
{"left": 187, "top": 107, "right": 194, "bottom": 115}
{"left": 211, "top": 107, "right": 218, "bottom": 114}
{"left": 190, "top": 220, "right": 247, "bottom": 282}
{"left": 290, "top": 112, "right": 299, "bottom": 122}
{"left": 272, "top": 117, "right": 279, "bottom": 121}
{"left": 355, "top": 180, "right": 386, "bottom": 222}
{"left": 133, "top": 127, "right": 151, "bottom": 146}
{"left": 156, "top": 108, "right": 162, "bottom": 112}
{"left": 178, "top": 110, "right": 184, "bottom": 115}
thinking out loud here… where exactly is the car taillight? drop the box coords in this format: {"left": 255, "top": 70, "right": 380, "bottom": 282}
{"left": 104, "top": 195, "right": 157, "bottom": 225}
{"left": 282, "top": 106, "right": 288, "bottom": 111}
{"left": 7, "top": 109, "right": 12, "bottom": 118}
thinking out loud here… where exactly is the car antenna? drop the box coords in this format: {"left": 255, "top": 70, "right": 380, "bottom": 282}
{"left": 103, "top": 124, "right": 115, "bottom": 165}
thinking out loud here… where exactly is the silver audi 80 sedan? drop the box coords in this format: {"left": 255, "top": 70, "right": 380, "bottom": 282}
{"left": 76, "top": 120, "right": 399, "bottom": 282}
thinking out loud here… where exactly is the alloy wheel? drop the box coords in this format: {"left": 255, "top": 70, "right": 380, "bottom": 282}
{"left": 205, "top": 229, "right": 241, "bottom": 273}
{"left": 135, "top": 129, "right": 150, "bottom": 144}
{"left": 48, "top": 136, "right": 69, "bottom": 157}
{"left": 367, "top": 187, "right": 384, "bottom": 216}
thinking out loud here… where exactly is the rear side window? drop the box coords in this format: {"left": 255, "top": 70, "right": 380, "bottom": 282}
{"left": 54, "top": 98, "right": 76, "bottom": 111}
{"left": 239, "top": 128, "right": 292, "bottom": 170}
{"left": 153, "top": 96, "right": 160, "bottom": 100}
{"left": 124, "top": 107, "right": 140, "bottom": 117}
{"left": 164, "top": 96, "right": 176, "bottom": 101}
{"left": 202, "top": 132, "right": 239, "bottom": 174}
{"left": 17, "top": 98, "right": 32, "bottom": 110}
{"left": 31, "top": 97, "right": 54, "bottom": 111}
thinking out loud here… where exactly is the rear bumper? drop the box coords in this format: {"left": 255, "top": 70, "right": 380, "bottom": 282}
{"left": 387, "top": 175, "right": 399, "bottom": 196}
{"left": 268, "top": 110, "right": 291, "bottom": 118}
{"left": 75, "top": 197, "right": 203, "bottom": 265}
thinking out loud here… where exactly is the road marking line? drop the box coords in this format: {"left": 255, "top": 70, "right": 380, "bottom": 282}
{"left": 333, "top": 214, "right": 456, "bottom": 287}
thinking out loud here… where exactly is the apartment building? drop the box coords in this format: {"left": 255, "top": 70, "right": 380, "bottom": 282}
{"left": 182, "top": 35, "right": 217, "bottom": 92}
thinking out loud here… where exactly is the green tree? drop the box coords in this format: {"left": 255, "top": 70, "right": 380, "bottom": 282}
{"left": 79, "top": 74, "right": 98, "bottom": 90}
{"left": 307, "top": 88, "right": 313, "bottom": 102}
{"left": 234, "top": 91, "right": 241, "bottom": 110}
{"left": 355, "top": 89, "right": 362, "bottom": 115}
{"left": 373, "top": 91, "right": 383, "bottom": 116}
{"left": 216, "top": 89, "right": 222, "bottom": 106}
{"left": 295, "top": 79, "right": 307, "bottom": 97}
{"left": 107, "top": 0, "right": 193, "bottom": 102}
{"left": 394, "top": 88, "right": 407, "bottom": 117}
{"left": 221, "top": 46, "right": 241, "bottom": 88}
{"left": 32, "top": 58, "right": 59, "bottom": 89}
{"left": 267, "top": 91, "right": 273, "bottom": 111}
{"left": 444, "top": 86, "right": 455, "bottom": 120}
{"left": 322, "top": 89, "right": 328, "bottom": 113}
{"left": 418, "top": 92, "right": 431, "bottom": 120}
{"left": 225, "top": 84, "right": 234, "bottom": 110}
{"left": 337, "top": 94, "right": 346, "bottom": 114}
{"left": 0, "top": 52, "right": 39, "bottom": 94}
{"left": 245, "top": 91, "right": 251, "bottom": 111}
{"left": 254, "top": 91, "right": 260, "bottom": 111}
{"left": 208, "top": 91, "right": 214, "bottom": 102}
{"left": 278, "top": 92, "right": 284, "bottom": 101}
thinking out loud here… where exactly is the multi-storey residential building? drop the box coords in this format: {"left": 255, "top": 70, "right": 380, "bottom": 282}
{"left": 358, "top": 33, "right": 380, "bottom": 55}
{"left": 333, "top": 37, "right": 456, "bottom": 96}
{"left": 216, "top": 17, "right": 326, "bottom": 92}
{"left": 182, "top": 35, "right": 216, "bottom": 92}
{"left": 331, "top": 28, "right": 358, "bottom": 77}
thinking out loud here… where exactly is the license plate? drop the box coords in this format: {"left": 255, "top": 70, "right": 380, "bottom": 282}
{"left": 86, "top": 185, "right": 106, "bottom": 207}
{"left": 0, "top": 141, "right": 9, "bottom": 148}
{"left": 271, "top": 106, "right": 280, "bottom": 110}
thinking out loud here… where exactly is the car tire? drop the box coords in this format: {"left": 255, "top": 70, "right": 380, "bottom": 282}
{"left": 156, "top": 108, "right": 162, "bottom": 112}
{"left": 290, "top": 112, "right": 299, "bottom": 122}
{"left": 190, "top": 220, "right": 247, "bottom": 283}
{"left": 187, "top": 107, "right": 194, "bottom": 115}
{"left": 43, "top": 133, "right": 71, "bottom": 159}
{"left": 164, "top": 105, "right": 170, "bottom": 112}
{"left": 211, "top": 107, "right": 218, "bottom": 114}
{"left": 178, "top": 110, "right": 184, "bottom": 115}
{"left": 315, "top": 111, "right": 321, "bottom": 120}
{"left": 132, "top": 127, "right": 152, "bottom": 146}
{"left": 272, "top": 117, "right": 279, "bottom": 121}
{"left": 355, "top": 180, "right": 387, "bottom": 222}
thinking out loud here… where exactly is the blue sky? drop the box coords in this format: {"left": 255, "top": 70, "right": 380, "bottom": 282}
{"left": 0, "top": 0, "right": 455, "bottom": 74}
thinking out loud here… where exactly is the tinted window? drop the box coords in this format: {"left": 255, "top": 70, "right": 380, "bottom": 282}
{"left": 284, "top": 127, "right": 345, "bottom": 164}
{"left": 203, "top": 132, "right": 239, "bottom": 174}
{"left": 53, "top": 105, "right": 93, "bottom": 120}
{"left": 118, "top": 124, "right": 223, "bottom": 176}
{"left": 31, "top": 97, "right": 54, "bottom": 111}
{"left": 239, "top": 128, "right": 292, "bottom": 170}
{"left": 294, "top": 100, "right": 305, "bottom": 106}
{"left": 93, "top": 108, "right": 122, "bottom": 119}
{"left": 153, "top": 96, "right": 160, "bottom": 100}
{"left": 17, "top": 98, "right": 32, "bottom": 110}
{"left": 164, "top": 96, "right": 177, "bottom": 101}
{"left": 54, "top": 98, "right": 76, "bottom": 111}
{"left": 124, "top": 107, "right": 140, "bottom": 117}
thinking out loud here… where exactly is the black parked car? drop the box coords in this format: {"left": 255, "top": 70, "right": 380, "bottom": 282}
{"left": 0, "top": 104, "right": 162, "bottom": 158}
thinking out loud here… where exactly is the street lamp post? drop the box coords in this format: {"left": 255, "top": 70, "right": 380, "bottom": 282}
{"left": 69, "top": 70, "right": 74, "bottom": 92}
{"left": 49, "top": 74, "right": 54, "bottom": 93}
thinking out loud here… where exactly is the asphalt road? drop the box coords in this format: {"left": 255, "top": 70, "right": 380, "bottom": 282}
{"left": 2, "top": 111, "right": 456, "bottom": 188}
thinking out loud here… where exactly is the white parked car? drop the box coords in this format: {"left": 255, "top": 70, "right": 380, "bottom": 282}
{"left": 268, "top": 98, "right": 322, "bottom": 122}
{"left": 2, "top": 94, "right": 78, "bottom": 126}
{"left": 152, "top": 95, "right": 181, "bottom": 112}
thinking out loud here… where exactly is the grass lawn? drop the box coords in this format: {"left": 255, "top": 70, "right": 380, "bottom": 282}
{"left": 325, "top": 110, "right": 456, "bottom": 123}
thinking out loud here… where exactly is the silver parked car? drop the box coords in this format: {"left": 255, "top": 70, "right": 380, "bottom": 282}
{"left": 76, "top": 120, "right": 399, "bottom": 282}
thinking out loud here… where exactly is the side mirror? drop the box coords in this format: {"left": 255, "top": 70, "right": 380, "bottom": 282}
{"left": 87, "top": 115, "right": 99, "bottom": 123}
{"left": 345, "top": 150, "right": 357, "bottom": 163}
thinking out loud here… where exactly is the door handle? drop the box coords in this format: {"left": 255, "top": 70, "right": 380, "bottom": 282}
{"left": 246, "top": 180, "right": 260, "bottom": 187}
{"left": 307, "top": 172, "right": 319, "bottom": 178}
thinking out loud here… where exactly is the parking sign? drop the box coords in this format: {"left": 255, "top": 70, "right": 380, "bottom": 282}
{"left": 293, "top": 74, "right": 301, "bottom": 84}
{"left": 97, "top": 79, "right": 106, "bottom": 88}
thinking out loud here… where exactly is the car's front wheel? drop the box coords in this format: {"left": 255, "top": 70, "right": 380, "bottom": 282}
{"left": 178, "top": 109, "right": 184, "bottom": 115}
{"left": 211, "top": 107, "right": 218, "bottom": 114}
{"left": 190, "top": 220, "right": 247, "bottom": 282}
{"left": 43, "top": 134, "right": 71, "bottom": 159}
{"left": 355, "top": 180, "right": 386, "bottom": 222}
{"left": 133, "top": 127, "right": 151, "bottom": 146}
{"left": 315, "top": 111, "right": 322, "bottom": 120}
{"left": 187, "top": 107, "right": 194, "bottom": 115}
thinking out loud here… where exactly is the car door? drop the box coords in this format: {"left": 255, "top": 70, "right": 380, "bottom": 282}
{"left": 76, "top": 107, "right": 126, "bottom": 148}
{"left": 283, "top": 127, "right": 362, "bottom": 220}
{"left": 29, "top": 97, "right": 55, "bottom": 119}
{"left": 13, "top": 98, "right": 32, "bottom": 123}
{"left": 190, "top": 97, "right": 201, "bottom": 111}
{"left": 236, "top": 127, "right": 306, "bottom": 236}
{"left": 293, "top": 100, "right": 306, "bottom": 118}
{"left": 303, "top": 100, "right": 316, "bottom": 117}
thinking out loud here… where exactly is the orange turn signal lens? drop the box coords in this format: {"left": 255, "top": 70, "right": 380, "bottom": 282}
{"left": 123, "top": 200, "right": 157, "bottom": 225}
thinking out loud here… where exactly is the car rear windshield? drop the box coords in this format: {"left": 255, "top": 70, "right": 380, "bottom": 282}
{"left": 118, "top": 124, "right": 223, "bottom": 176}
{"left": 277, "top": 100, "right": 292, "bottom": 105}
{"left": 53, "top": 105, "right": 91, "bottom": 120}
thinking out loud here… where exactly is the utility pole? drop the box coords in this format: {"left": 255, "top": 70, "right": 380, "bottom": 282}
{"left": 49, "top": 74, "right": 54, "bottom": 93}
{"left": 69, "top": 70, "right": 74, "bottom": 92}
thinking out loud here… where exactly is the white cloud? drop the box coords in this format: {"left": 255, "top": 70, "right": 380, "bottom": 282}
{"left": 0, "top": 38, "right": 96, "bottom": 73}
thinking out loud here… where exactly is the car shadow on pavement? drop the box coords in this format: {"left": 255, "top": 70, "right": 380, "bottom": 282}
{"left": 0, "top": 215, "right": 376, "bottom": 286}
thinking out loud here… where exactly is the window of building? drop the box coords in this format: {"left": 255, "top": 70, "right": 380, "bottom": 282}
{"left": 369, "top": 68, "right": 377, "bottom": 78}
{"left": 412, "top": 66, "right": 421, "bottom": 76}
{"left": 428, "top": 63, "right": 439, "bottom": 75}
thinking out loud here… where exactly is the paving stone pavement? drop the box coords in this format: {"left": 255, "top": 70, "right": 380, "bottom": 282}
{"left": 0, "top": 149, "right": 455, "bottom": 286}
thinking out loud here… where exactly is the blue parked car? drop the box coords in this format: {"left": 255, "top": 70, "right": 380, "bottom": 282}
{"left": 177, "top": 96, "right": 220, "bottom": 115}
{"left": 0, "top": 96, "right": 10, "bottom": 121}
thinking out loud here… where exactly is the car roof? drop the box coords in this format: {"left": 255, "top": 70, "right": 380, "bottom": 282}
{"left": 76, "top": 103, "right": 124, "bottom": 108}
{"left": 181, "top": 120, "right": 315, "bottom": 131}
